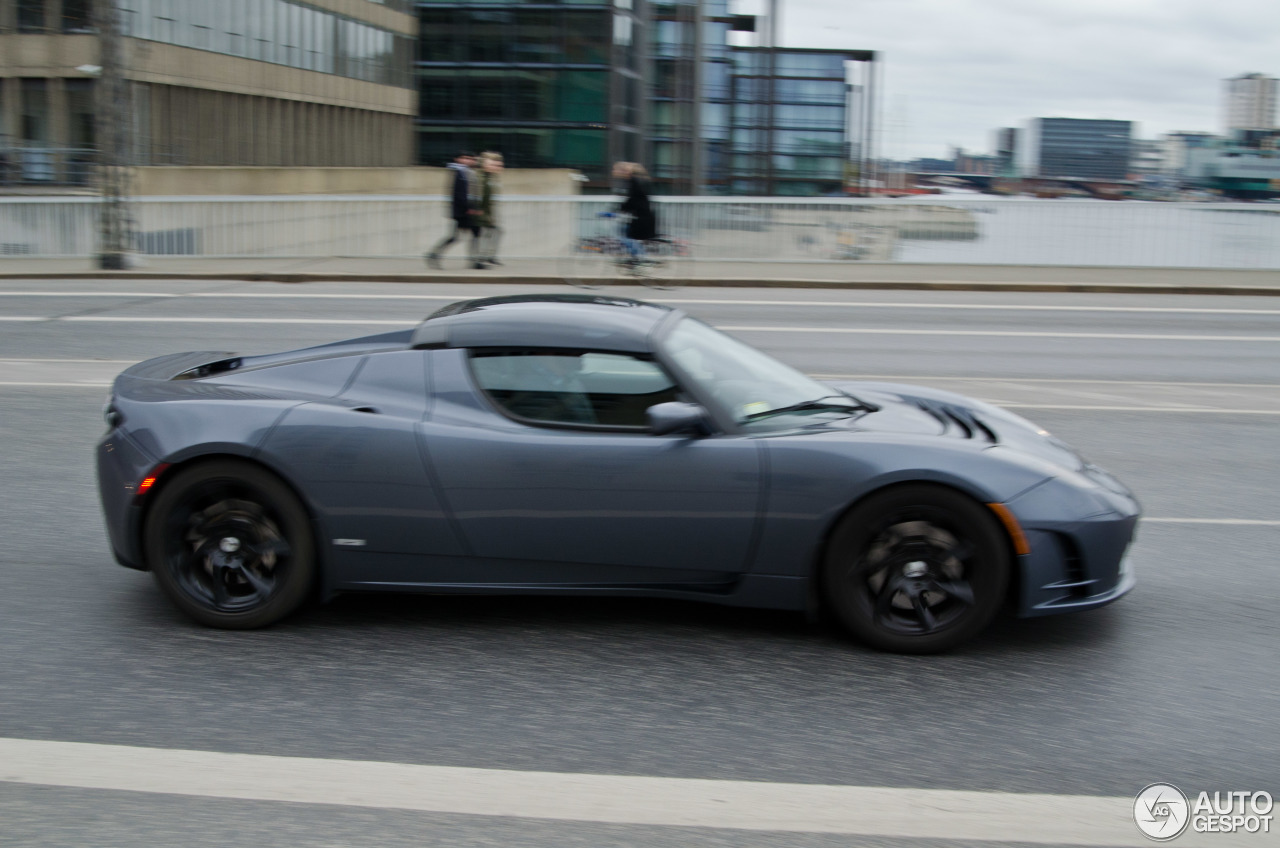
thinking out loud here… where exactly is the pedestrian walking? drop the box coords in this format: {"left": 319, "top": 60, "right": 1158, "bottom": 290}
{"left": 426, "top": 151, "right": 484, "bottom": 270}
{"left": 476, "top": 151, "right": 504, "bottom": 267}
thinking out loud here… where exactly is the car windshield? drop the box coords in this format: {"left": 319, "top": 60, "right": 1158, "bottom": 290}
{"left": 663, "top": 318, "right": 862, "bottom": 429}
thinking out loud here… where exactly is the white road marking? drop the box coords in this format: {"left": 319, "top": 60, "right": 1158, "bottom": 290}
{"left": 0, "top": 291, "right": 179, "bottom": 297}
{"left": 0, "top": 381, "right": 112, "bottom": 387}
{"left": 987, "top": 404, "right": 1280, "bottom": 414}
{"left": 0, "top": 737, "right": 1230, "bottom": 846}
{"left": 3, "top": 316, "right": 1273, "bottom": 340}
{"left": 667, "top": 299, "right": 1280, "bottom": 315}
{"left": 59, "top": 316, "right": 415, "bottom": 325}
{"left": 1143, "top": 517, "right": 1280, "bottom": 526}
{"left": 8, "top": 363, "right": 1275, "bottom": 391}
{"left": 0, "top": 316, "right": 44, "bottom": 321}
{"left": 814, "top": 375, "right": 1280, "bottom": 388}
{"left": 720, "top": 326, "right": 1280, "bottom": 342}
{"left": 5, "top": 290, "right": 1280, "bottom": 315}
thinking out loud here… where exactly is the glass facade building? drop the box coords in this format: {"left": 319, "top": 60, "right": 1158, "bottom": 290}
{"left": 647, "top": 0, "right": 732, "bottom": 194}
{"left": 728, "top": 47, "right": 873, "bottom": 196}
{"left": 411, "top": 0, "right": 875, "bottom": 195}
{"left": 1018, "top": 118, "right": 1133, "bottom": 181}
{"left": 415, "top": 0, "right": 645, "bottom": 189}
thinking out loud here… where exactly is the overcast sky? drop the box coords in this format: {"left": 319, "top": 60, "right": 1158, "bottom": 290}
{"left": 756, "top": 0, "right": 1280, "bottom": 159}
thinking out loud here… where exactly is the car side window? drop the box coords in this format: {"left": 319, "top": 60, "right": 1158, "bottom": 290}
{"left": 469, "top": 350, "right": 680, "bottom": 428}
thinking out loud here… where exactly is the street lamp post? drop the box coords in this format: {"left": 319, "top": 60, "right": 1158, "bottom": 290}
{"left": 94, "top": 0, "right": 135, "bottom": 270}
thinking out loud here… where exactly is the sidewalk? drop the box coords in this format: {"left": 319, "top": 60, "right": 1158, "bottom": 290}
{"left": 3, "top": 256, "right": 1280, "bottom": 295}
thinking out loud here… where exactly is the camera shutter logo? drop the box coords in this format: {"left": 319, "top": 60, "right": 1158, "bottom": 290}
{"left": 1135, "top": 783, "right": 1191, "bottom": 841}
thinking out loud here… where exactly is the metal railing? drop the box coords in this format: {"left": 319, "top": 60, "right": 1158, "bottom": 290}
{"left": 4, "top": 194, "right": 1280, "bottom": 268}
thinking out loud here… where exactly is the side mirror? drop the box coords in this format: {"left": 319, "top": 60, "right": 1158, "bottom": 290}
{"left": 647, "top": 402, "right": 710, "bottom": 437}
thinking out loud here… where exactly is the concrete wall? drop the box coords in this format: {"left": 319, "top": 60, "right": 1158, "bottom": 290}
{"left": 132, "top": 167, "right": 585, "bottom": 196}
{"left": 1, "top": 32, "right": 416, "bottom": 168}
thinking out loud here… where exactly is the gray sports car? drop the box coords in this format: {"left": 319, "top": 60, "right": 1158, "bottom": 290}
{"left": 97, "top": 294, "right": 1138, "bottom": 653}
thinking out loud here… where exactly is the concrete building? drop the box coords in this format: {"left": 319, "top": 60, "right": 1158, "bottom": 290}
{"left": 1159, "top": 131, "right": 1217, "bottom": 180}
{"left": 1, "top": 0, "right": 416, "bottom": 188}
{"left": 1128, "top": 137, "right": 1164, "bottom": 178}
{"left": 1224, "top": 72, "right": 1277, "bottom": 134}
{"left": 1017, "top": 117, "right": 1132, "bottom": 181}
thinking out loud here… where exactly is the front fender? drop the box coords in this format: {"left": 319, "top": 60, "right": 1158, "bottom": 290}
{"left": 748, "top": 433, "right": 1051, "bottom": 579}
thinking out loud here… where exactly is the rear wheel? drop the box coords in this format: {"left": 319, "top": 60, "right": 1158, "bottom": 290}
{"left": 821, "top": 485, "right": 1010, "bottom": 653}
{"left": 144, "top": 460, "right": 315, "bottom": 629}
{"left": 632, "top": 237, "right": 686, "bottom": 290}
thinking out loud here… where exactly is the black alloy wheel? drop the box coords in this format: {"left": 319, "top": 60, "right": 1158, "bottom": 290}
{"left": 144, "top": 460, "right": 315, "bottom": 629}
{"left": 822, "top": 485, "right": 1010, "bottom": 653}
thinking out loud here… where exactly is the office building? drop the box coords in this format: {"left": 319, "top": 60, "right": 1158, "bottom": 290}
{"left": 413, "top": 0, "right": 876, "bottom": 196}
{"left": 1128, "top": 137, "right": 1164, "bottom": 177}
{"left": 1224, "top": 72, "right": 1276, "bottom": 134}
{"left": 1016, "top": 117, "right": 1132, "bottom": 181}
{"left": 415, "top": 0, "right": 646, "bottom": 190}
{"left": 1158, "top": 131, "right": 1216, "bottom": 180}
{"left": 1, "top": 0, "right": 417, "bottom": 186}
{"left": 728, "top": 46, "right": 873, "bottom": 196}
{"left": 993, "top": 127, "right": 1017, "bottom": 176}
{"left": 1184, "top": 135, "right": 1280, "bottom": 199}
{"left": 647, "top": 0, "right": 734, "bottom": 194}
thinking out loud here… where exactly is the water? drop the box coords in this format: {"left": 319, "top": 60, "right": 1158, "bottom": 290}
{"left": 892, "top": 197, "right": 1280, "bottom": 268}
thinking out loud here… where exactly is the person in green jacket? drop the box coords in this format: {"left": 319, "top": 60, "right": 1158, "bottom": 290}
{"left": 476, "top": 151, "right": 504, "bottom": 267}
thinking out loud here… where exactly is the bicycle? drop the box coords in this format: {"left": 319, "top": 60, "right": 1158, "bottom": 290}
{"left": 558, "top": 212, "right": 689, "bottom": 290}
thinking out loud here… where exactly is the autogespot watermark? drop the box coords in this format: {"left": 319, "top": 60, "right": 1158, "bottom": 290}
{"left": 1134, "top": 783, "right": 1274, "bottom": 840}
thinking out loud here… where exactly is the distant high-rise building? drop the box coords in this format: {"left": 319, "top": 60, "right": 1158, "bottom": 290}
{"left": 1224, "top": 73, "right": 1277, "bottom": 134}
{"left": 1017, "top": 118, "right": 1132, "bottom": 180}
{"left": 1159, "top": 131, "right": 1217, "bottom": 179}
{"left": 993, "top": 127, "right": 1018, "bottom": 175}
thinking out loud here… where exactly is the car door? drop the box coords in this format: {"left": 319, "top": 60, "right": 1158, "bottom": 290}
{"left": 421, "top": 347, "right": 763, "bottom": 586}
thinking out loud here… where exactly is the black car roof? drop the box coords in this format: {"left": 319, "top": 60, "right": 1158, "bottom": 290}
{"left": 411, "top": 294, "right": 677, "bottom": 353}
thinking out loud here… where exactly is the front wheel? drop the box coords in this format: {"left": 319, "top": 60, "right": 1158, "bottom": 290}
{"left": 144, "top": 460, "right": 316, "bottom": 629}
{"left": 557, "top": 241, "right": 612, "bottom": 289}
{"left": 821, "top": 485, "right": 1010, "bottom": 653}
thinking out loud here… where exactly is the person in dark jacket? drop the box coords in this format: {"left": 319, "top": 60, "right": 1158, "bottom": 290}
{"left": 613, "top": 162, "right": 658, "bottom": 264}
{"left": 427, "top": 152, "right": 484, "bottom": 270}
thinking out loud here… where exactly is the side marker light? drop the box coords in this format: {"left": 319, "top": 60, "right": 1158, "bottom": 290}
{"left": 987, "top": 502, "right": 1032, "bottom": 556}
{"left": 136, "top": 464, "right": 170, "bottom": 497}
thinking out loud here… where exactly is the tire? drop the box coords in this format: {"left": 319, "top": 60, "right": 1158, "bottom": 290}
{"left": 821, "top": 484, "right": 1010, "bottom": 653}
{"left": 557, "top": 241, "right": 612, "bottom": 289}
{"left": 144, "top": 460, "right": 316, "bottom": 629}
{"left": 633, "top": 237, "right": 686, "bottom": 290}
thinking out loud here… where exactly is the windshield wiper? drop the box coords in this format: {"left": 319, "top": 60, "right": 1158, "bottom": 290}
{"left": 741, "top": 393, "right": 879, "bottom": 422}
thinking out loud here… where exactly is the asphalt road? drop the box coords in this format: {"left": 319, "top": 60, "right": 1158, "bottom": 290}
{"left": 1, "top": 280, "right": 1277, "bottom": 847}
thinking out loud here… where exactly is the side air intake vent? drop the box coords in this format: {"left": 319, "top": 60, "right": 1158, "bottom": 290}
{"left": 912, "top": 398, "right": 997, "bottom": 443}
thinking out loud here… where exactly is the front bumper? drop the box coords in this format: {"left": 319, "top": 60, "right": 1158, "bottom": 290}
{"left": 96, "top": 429, "right": 157, "bottom": 571}
{"left": 1006, "top": 481, "right": 1141, "bottom": 618}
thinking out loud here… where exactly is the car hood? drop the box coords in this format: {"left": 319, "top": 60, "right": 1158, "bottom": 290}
{"left": 827, "top": 380, "right": 1089, "bottom": 473}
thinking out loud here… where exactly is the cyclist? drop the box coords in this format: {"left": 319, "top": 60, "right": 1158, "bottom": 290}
{"left": 612, "top": 161, "right": 657, "bottom": 265}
